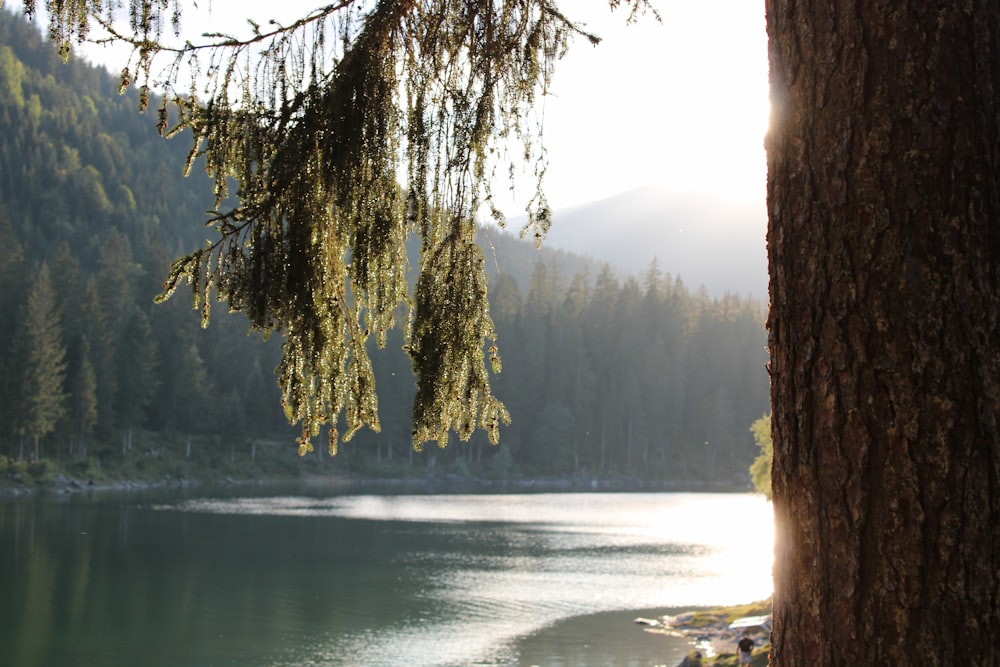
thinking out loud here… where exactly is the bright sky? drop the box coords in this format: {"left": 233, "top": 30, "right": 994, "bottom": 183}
{"left": 536, "top": 0, "right": 769, "bottom": 211}
{"left": 75, "top": 0, "right": 769, "bottom": 215}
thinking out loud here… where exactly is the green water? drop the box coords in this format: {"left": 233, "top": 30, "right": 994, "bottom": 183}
{"left": 0, "top": 489, "right": 772, "bottom": 666}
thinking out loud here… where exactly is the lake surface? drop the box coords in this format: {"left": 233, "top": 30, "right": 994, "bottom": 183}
{"left": 0, "top": 488, "right": 773, "bottom": 667}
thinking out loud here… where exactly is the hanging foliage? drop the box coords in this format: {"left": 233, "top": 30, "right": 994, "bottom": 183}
{"left": 21, "top": 0, "right": 656, "bottom": 452}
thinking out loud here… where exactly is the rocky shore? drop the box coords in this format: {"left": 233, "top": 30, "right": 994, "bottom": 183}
{"left": 636, "top": 612, "right": 733, "bottom": 656}
{"left": 635, "top": 603, "right": 771, "bottom": 666}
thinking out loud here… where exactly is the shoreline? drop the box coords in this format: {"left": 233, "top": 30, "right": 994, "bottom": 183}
{"left": 638, "top": 611, "right": 740, "bottom": 657}
{"left": 635, "top": 603, "right": 772, "bottom": 665}
{"left": 0, "top": 470, "right": 752, "bottom": 498}
{"left": 519, "top": 605, "right": 771, "bottom": 667}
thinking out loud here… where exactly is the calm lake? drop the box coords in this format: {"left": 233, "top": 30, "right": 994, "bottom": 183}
{"left": 0, "top": 488, "right": 773, "bottom": 667}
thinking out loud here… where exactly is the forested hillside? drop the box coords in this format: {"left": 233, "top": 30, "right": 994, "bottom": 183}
{"left": 0, "top": 10, "right": 768, "bottom": 484}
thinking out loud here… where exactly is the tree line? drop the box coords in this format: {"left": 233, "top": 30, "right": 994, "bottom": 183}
{"left": 0, "top": 9, "right": 768, "bottom": 483}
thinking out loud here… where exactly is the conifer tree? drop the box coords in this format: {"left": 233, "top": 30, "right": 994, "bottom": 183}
{"left": 583, "top": 264, "right": 620, "bottom": 471}
{"left": 79, "top": 276, "right": 117, "bottom": 438}
{"left": 172, "top": 341, "right": 214, "bottom": 437}
{"left": 16, "top": 263, "right": 67, "bottom": 461}
{"left": 0, "top": 200, "right": 26, "bottom": 442}
{"left": 240, "top": 355, "right": 280, "bottom": 437}
{"left": 115, "top": 306, "right": 158, "bottom": 451}
{"left": 67, "top": 337, "right": 98, "bottom": 458}
{"left": 765, "top": 2, "right": 1000, "bottom": 663}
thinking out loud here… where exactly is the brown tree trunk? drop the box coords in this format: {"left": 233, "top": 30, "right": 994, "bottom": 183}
{"left": 765, "top": 2, "right": 1000, "bottom": 665}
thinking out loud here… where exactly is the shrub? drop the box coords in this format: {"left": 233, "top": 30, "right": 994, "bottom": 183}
{"left": 66, "top": 456, "right": 100, "bottom": 479}
{"left": 27, "top": 460, "right": 49, "bottom": 478}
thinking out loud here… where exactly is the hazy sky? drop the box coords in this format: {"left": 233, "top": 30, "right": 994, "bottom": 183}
{"left": 513, "top": 0, "right": 769, "bottom": 213}
{"left": 75, "top": 0, "right": 769, "bottom": 215}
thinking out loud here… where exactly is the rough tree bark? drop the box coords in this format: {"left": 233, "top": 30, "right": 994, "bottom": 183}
{"left": 766, "top": 2, "right": 1000, "bottom": 665}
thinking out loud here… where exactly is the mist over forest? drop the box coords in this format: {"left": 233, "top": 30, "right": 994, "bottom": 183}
{"left": 525, "top": 187, "right": 768, "bottom": 300}
{"left": 0, "top": 10, "right": 769, "bottom": 486}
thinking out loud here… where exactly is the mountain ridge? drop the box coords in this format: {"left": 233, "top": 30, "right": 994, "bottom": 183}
{"left": 533, "top": 185, "right": 769, "bottom": 300}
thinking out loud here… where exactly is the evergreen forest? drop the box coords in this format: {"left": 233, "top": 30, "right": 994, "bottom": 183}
{"left": 0, "top": 10, "right": 768, "bottom": 486}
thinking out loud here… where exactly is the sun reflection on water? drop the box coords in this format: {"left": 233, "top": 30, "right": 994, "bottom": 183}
{"left": 161, "top": 492, "right": 774, "bottom": 666}
{"left": 171, "top": 491, "right": 775, "bottom": 606}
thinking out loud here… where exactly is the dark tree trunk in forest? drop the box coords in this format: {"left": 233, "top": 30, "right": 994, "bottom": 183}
{"left": 766, "top": 2, "right": 1000, "bottom": 665}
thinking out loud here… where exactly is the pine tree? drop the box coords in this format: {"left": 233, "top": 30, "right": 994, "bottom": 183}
{"left": 78, "top": 276, "right": 117, "bottom": 438}
{"left": 16, "top": 263, "right": 67, "bottom": 461}
{"left": 67, "top": 337, "right": 98, "bottom": 458}
{"left": 115, "top": 306, "right": 158, "bottom": 451}
{"left": 0, "top": 199, "right": 26, "bottom": 444}
{"left": 171, "top": 341, "right": 214, "bottom": 437}
{"left": 766, "top": 2, "right": 1000, "bottom": 662}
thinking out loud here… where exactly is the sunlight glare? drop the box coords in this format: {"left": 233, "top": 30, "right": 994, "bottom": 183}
{"left": 529, "top": 0, "right": 770, "bottom": 211}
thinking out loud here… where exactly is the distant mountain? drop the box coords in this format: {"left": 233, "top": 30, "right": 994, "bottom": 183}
{"left": 538, "top": 186, "right": 769, "bottom": 300}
